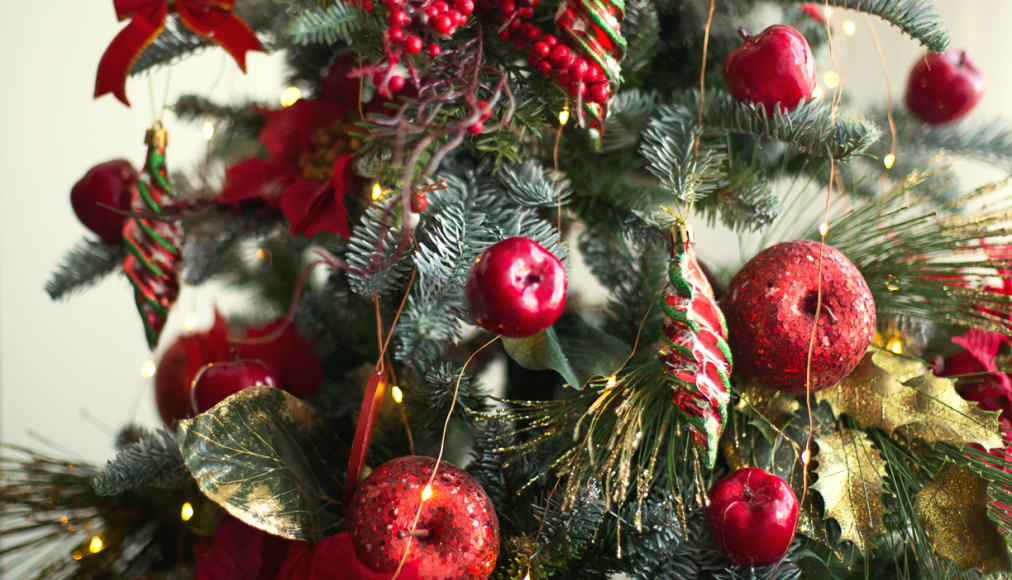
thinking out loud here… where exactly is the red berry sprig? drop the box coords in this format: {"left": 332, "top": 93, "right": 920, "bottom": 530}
{"left": 478, "top": 0, "right": 612, "bottom": 105}
{"left": 369, "top": 0, "right": 478, "bottom": 96}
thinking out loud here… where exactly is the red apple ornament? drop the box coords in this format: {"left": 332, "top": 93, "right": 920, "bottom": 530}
{"left": 70, "top": 159, "right": 138, "bottom": 242}
{"left": 466, "top": 237, "right": 566, "bottom": 338}
{"left": 191, "top": 358, "right": 280, "bottom": 413}
{"left": 722, "top": 240, "right": 875, "bottom": 394}
{"left": 706, "top": 467, "right": 800, "bottom": 567}
{"left": 905, "top": 50, "right": 985, "bottom": 125}
{"left": 345, "top": 456, "right": 499, "bottom": 580}
{"left": 722, "top": 24, "right": 816, "bottom": 114}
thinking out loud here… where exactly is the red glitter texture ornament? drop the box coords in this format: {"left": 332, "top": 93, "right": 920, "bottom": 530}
{"left": 721, "top": 240, "right": 875, "bottom": 394}
{"left": 345, "top": 456, "right": 499, "bottom": 580}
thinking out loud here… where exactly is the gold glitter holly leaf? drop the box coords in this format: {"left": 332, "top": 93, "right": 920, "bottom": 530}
{"left": 176, "top": 385, "right": 347, "bottom": 541}
{"left": 914, "top": 461, "right": 1012, "bottom": 574}
{"left": 815, "top": 349, "right": 1004, "bottom": 449}
{"left": 811, "top": 429, "right": 889, "bottom": 555}
{"left": 735, "top": 377, "right": 802, "bottom": 443}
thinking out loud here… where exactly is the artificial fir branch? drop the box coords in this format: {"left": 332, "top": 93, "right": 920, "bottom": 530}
{"left": 92, "top": 429, "right": 188, "bottom": 496}
{"left": 620, "top": 0, "right": 662, "bottom": 81}
{"left": 44, "top": 238, "right": 126, "bottom": 301}
{"left": 346, "top": 196, "right": 415, "bottom": 299}
{"left": 285, "top": 2, "right": 378, "bottom": 46}
{"left": 771, "top": 0, "right": 950, "bottom": 52}
{"left": 641, "top": 107, "right": 724, "bottom": 204}
{"left": 869, "top": 110, "right": 1012, "bottom": 175}
{"left": 703, "top": 93, "right": 883, "bottom": 160}
{"left": 495, "top": 161, "right": 572, "bottom": 208}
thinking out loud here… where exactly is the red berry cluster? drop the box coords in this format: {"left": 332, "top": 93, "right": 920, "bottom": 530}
{"left": 372, "top": 0, "right": 476, "bottom": 95}
{"left": 478, "top": 0, "right": 611, "bottom": 103}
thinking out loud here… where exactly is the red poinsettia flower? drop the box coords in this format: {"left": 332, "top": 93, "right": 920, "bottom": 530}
{"left": 195, "top": 518, "right": 418, "bottom": 580}
{"left": 154, "top": 311, "right": 324, "bottom": 425}
{"left": 221, "top": 57, "right": 366, "bottom": 239}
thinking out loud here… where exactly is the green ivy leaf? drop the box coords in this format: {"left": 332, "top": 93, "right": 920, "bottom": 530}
{"left": 175, "top": 386, "right": 347, "bottom": 541}
{"left": 501, "top": 315, "right": 632, "bottom": 389}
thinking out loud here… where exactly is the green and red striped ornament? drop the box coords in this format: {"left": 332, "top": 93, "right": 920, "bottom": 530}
{"left": 123, "top": 123, "right": 182, "bottom": 350}
{"left": 555, "top": 0, "right": 626, "bottom": 140}
{"left": 657, "top": 225, "right": 732, "bottom": 468}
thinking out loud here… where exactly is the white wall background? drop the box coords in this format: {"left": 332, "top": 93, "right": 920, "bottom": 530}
{"left": 1, "top": 1, "right": 1008, "bottom": 466}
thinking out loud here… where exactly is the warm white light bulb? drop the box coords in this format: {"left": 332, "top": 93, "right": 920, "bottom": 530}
{"left": 89, "top": 536, "right": 104, "bottom": 554}
{"left": 280, "top": 87, "right": 302, "bottom": 108}
{"left": 883, "top": 153, "right": 895, "bottom": 169}
{"left": 184, "top": 312, "right": 198, "bottom": 332}
{"left": 842, "top": 20, "right": 856, "bottom": 36}
{"left": 142, "top": 360, "right": 157, "bottom": 378}
{"left": 823, "top": 71, "right": 839, "bottom": 89}
{"left": 812, "top": 86, "right": 825, "bottom": 100}
{"left": 421, "top": 484, "right": 433, "bottom": 501}
{"left": 371, "top": 182, "right": 383, "bottom": 201}
{"left": 391, "top": 385, "right": 404, "bottom": 404}
{"left": 819, "top": 222, "right": 829, "bottom": 237}
{"left": 181, "top": 502, "right": 194, "bottom": 522}
{"left": 559, "top": 106, "right": 570, "bottom": 126}
{"left": 202, "top": 121, "right": 214, "bottom": 141}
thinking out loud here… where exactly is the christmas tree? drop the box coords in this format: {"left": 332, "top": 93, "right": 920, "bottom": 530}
{"left": 3, "top": 0, "right": 1012, "bottom": 578}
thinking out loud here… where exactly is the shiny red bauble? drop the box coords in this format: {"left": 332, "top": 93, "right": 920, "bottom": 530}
{"left": 191, "top": 359, "right": 280, "bottom": 413}
{"left": 722, "top": 24, "right": 816, "bottom": 114}
{"left": 155, "top": 317, "right": 232, "bottom": 425}
{"left": 905, "top": 50, "right": 985, "bottom": 125}
{"left": 466, "top": 237, "right": 566, "bottom": 338}
{"left": 345, "top": 456, "right": 499, "bottom": 580}
{"left": 722, "top": 240, "right": 875, "bottom": 394}
{"left": 706, "top": 468, "right": 799, "bottom": 567}
{"left": 70, "top": 159, "right": 138, "bottom": 243}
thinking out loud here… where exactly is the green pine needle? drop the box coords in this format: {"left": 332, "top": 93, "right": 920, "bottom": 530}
{"left": 91, "top": 429, "right": 188, "bottom": 496}
{"left": 45, "top": 238, "right": 126, "bottom": 301}
{"left": 285, "top": 2, "right": 376, "bottom": 45}
{"left": 704, "top": 93, "right": 882, "bottom": 160}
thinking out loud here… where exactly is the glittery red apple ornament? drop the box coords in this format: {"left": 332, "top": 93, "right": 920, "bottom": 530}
{"left": 191, "top": 358, "right": 280, "bottom": 413}
{"left": 345, "top": 456, "right": 499, "bottom": 580}
{"left": 905, "top": 50, "right": 985, "bottom": 125}
{"left": 722, "top": 24, "right": 816, "bottom": 114}
{"left": 706, "top": 467, "right": 799, "bottom": 567}
{"left": 722, "top": 240, "right": 875, "bottom": 393}
{"left": 466, "top": 237, "right": 566, "bottom": 338}
{"left": 70, "top": 159, "right": 138, "bottom": 243}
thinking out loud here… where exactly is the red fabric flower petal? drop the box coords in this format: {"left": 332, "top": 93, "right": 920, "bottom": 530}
{"left": 260, "top": 100, "right": 348, "bottom": 162}
{"left": 236, "top": 319, "right": 324, "bottom": 399}
{"left": 307, "top": 533, "right": 419, "bottom": 580}
{"left": 194, "top": 517, "right": 269, "bottom": 580}
{"left": 279, "top": 157, "right": 353, "bottom": 240}
{"left": 222, "top": 158, "right": 301, "bottom": 210}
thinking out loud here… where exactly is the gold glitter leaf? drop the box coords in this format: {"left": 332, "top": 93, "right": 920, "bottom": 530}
{"left": 812, "top": 429, "right": 888, "bottom": 554}
{"left": 914, "top": 462, "right": 1012, "bottom": 574}
{"left": 175, "top": 386, "right": 346, "bottom": 541}
{"left": 816, "top": 349, "right": 1004, "bottom": 449}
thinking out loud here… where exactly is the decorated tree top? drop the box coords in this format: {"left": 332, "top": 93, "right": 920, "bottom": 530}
{"left": 4, "top": 0, "right": 1012, "bottom": 579}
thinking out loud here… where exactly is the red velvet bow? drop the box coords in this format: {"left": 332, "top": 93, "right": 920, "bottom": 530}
{"left": 95, "top": 0, "right": 264, "bottom": 106}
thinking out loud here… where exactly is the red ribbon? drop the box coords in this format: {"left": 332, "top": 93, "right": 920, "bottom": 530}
{"left": 95, "top": 0, "right": 264, "bottom": 106}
